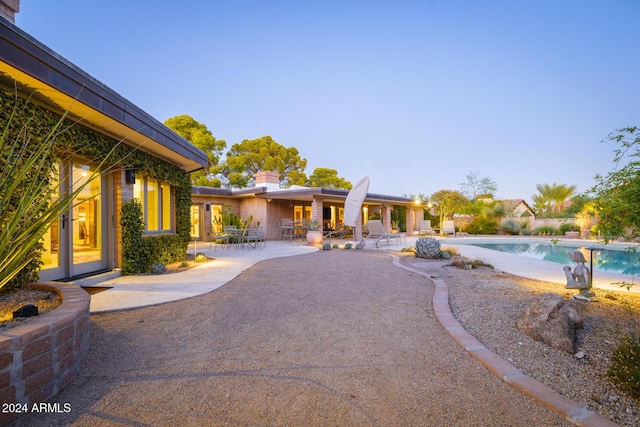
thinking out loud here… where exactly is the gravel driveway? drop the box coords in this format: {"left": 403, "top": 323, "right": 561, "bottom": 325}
{"left": 23, "top": 250, "right": 569, "bottom": 426}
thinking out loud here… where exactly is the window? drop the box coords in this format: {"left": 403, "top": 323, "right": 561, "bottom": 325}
{"left": 133, "top": 175, "right": 173, "bottom": 233}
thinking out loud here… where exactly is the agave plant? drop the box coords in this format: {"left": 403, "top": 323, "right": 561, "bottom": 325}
{"left": 412, "top": 237, "right": 441, "bottom": 259}
{"left": 0, "top": 92, "right": 119, "bottom": 290}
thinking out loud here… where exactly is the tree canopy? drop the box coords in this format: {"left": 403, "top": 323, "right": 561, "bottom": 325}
{"left": 460, "top": 170, "right": 498, "bottom": 199}
{"left": 589, "top": 126, "right": 640, "bottom": 240}
{"left": 307, "top": 168, "right": 352, "bottom": 190}
{"left": 532, "top": 183, "right": 577, "bottom": 217}
{"left": 164, "top": 115, "right": 226, "bottom": 187}
{"left": 222, "top": 136, "right": 308, "bottom": 188}
{"left": 430, "top": 189, "right": 469, "bottom": 226}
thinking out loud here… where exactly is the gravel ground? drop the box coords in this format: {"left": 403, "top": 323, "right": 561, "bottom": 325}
{"left": 20, "top": 250, "right": 572, "bottom": 427}
{"left": 398, "top": 253, "right": 640, "bottom": 427}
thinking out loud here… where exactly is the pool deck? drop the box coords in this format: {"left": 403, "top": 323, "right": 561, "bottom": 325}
{"left": 443, "top": 236, "right": 640, "bottom": 294}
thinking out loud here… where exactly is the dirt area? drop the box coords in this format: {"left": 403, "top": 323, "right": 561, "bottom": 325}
{"left": 399, "top": 252, "right": 640, "bottom": 426}
{"left": 0, "top": 288, "right": 61, "bottom": 331}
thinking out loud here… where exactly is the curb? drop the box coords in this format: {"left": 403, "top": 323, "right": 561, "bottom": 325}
{"left": 390, "top": 254, "right": 619, "bottom": 427}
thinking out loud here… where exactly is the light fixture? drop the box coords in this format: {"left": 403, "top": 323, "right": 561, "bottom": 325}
{"left": 125, "top": 168, "right": 136, "bottom": 184}
{"left": 267, "top": 198, "right": 272, "bottom": 203}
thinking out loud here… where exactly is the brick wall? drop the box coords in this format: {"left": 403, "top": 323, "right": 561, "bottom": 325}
{"left": 0, "top": 282, "right": 90, "bottom": 425}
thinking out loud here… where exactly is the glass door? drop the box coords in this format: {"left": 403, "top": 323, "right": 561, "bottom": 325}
{"left": 40, "top": 161, "right": 107, "bottom": 280}
{"left": 70, "top": 162, "right": 105, "bottom": 276}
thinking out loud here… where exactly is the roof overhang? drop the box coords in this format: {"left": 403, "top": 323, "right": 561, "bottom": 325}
{"left": 0, "top": 18, "right": 207, "bottom": 172}
{"left": 192, "top": 185, "right": 415, "bottom": 207}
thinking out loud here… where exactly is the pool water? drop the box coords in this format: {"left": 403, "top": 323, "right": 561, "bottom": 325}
{"left": 471, "top": 243, "right": 640, "bottom": 275}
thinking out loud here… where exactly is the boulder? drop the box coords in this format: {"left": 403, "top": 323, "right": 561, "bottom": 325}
{"left": 516, "top": 292, "right": 583, "bottom": 353}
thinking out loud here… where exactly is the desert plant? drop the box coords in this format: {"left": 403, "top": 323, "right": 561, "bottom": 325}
{"left": 534, "top": 225, "right": 560, "bottom": 235}
{"left": 150, "top": 263, "right": 166, "bottom": 274}
{"left": 322, "top": 243, "right": 331, "bottom": 250}
{"left": 0, "top": 94, "right": 120, "bottom": 290}
{"left": 332, "top": 244, "right": 339, "bottom": 249}
{"left": 180, "top": 261, "right": 189, "bottom": 268}
{"left": 195, "top": 253, "right": 208, "bottom": 263}
{"left": 344, "top": 242, "right": 353, "bottom": 250}
{"left": 356, "top": 243, "right": 364, "bottom": 250}
{"left": 412, "top": 237, "right": 441, "bottom": 259}
{"left": 499, "top": 218, "right": 520, "bottom": 235}
{"left": 308, "top": 219, "right": 321, "bottom": 231}
{"left": 441, "top": 246, "right": 459, "bottom": 257}
{"left": 607, "top": 335, "right": 640, "bottom": 399}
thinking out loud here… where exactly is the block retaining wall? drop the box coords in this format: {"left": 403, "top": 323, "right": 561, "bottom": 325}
{"left": 0, "top": 282, "right": 90, "bottom": 426}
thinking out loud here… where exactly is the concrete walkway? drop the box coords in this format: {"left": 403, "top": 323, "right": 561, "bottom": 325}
{"left": 87, "top": 241, "right": 318, "bottom": 313}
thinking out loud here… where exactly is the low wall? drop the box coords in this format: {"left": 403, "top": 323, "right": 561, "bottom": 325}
{"left": 0, "top": 282, "right": 90, "bottom": 425}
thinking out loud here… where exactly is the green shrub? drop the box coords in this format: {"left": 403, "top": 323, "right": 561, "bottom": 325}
{"left": 144, "top": 234, "right": 187, "bottom": 269}
{"left": 195, "top": 253, "right": 208, "bottom": 263}
{"left": 559, "top": 223, "right": 580, "bottom": 233}
{"left": 499, "top": 219, "right": 521, "bottom": 235}
{"left": 120, "top": 199, "right": 149, "bottom": 275}
{"left": 534, "top": 225, "right": 560, "bottom": 235}
{"left": 121, "top": 199, "right": 188, "bottom": 274}
{"left": 465, "top": 217, "right": 498, "bottom": 235}
{"left": 607, "top": 335, "right": 640, "bottom": 398}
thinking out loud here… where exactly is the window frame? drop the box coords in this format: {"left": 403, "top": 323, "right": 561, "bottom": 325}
{"left": 133, "top": 175, "right": 175, "bottom": 234}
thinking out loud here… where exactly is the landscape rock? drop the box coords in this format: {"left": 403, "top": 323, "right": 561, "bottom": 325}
{"left": 516, "top": 292, "right": 583, "bottom": 353}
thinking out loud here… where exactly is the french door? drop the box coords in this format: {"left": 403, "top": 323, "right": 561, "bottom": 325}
{"left": 40, "top": 160, "right": 108, "bottom": 281}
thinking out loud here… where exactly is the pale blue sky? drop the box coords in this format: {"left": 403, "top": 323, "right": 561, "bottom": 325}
{"left": 16, "top": 1, "right": 640, "bottom": 202}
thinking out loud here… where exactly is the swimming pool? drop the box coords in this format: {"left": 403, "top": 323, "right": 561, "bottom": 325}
{"left": 471, "top": 242, "right": 640, "bottom": 275}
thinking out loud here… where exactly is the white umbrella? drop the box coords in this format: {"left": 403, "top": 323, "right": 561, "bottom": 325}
{"left": 344, "top": 176, "right": 370, "bottom": 227}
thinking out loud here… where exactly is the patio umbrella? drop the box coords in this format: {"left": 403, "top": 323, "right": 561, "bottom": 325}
{"left": 344, "top": 177, "right": 370, "bottom": 243}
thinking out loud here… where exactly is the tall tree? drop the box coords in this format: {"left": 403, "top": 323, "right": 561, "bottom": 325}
{"left": 430, "top": 189, "right": 469, "bottom": 227}
{"left": 460, "top": 170, "right": 498, "bottom": 199}
{"left": 307, "top": 168, "right": 352, "bottom": 190}
{"left": 222, "top": 136, "right": 307, "bottom": 188}
{"left": 589, "top": 126, "right": 640, "bottom": 240}
{"left": 164, "top": 115, "right": 226, "bottom": 187}
{"left": 532, "top": 182, "right": 576, "bottom": 217}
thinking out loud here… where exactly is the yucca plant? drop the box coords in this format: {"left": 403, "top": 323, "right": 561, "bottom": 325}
{"left": 0, "top": 91, "right": 118, "bottom": 290}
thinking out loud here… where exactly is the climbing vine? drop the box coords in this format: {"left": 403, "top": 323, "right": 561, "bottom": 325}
{"left": 0, "top": 87, "right": 193, "bottom": 280}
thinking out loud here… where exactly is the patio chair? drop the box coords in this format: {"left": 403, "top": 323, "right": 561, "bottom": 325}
{"left": 242, "top": 226, "right": 265, "bottom": 249}
{"left": 441, "top": 220, "right": 456, "bottom": 237}
{"left": 418, "top": 220, "right": 435, "bottom": 236}
{"left": 365, "top": 220, "right": 404, "bottom": 248}
{"left": 279, "top": 218, "right": 294, "bottom": 241}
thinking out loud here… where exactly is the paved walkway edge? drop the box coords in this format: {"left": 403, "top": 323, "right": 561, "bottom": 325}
{"left": 389, "top": 254, "right": 620, "bottom": 427}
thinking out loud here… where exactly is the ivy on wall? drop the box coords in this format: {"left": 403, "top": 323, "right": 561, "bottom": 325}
{"left": 0, "top": 88, "right": 193, "bottom": 278}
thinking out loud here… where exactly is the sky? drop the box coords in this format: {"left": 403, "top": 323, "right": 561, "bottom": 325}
{"left": 15, "top": 0, "right": 640, "bottom": 203}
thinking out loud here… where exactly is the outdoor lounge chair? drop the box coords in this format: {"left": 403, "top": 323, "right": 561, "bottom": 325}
{"left": 365, "top": 220, "right": 404, "bottom": 248}
{"left": 418, "top": 220, "right": 435, "bottom": 236}
{"left": 441, "top": 220, "right": 456, "bottom": 237}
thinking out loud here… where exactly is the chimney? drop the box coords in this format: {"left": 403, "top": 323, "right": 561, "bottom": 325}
{"left": 0, "top": 0, "right": 20, "bottom": 23}
{"left": 254, "top": 171, "right": 281, "bottom": 188}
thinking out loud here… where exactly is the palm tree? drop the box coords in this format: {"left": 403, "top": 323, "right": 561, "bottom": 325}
{"left": 552, "top": 184, "right": 577, "bottom": 212}
{"left": 533, "top": 183, "right": 577, "bottom": 217}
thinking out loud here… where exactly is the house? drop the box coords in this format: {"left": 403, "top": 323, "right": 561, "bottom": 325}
{"left": 501, "top": 199, "right": 536, "bottom": 219}
{"left": 0, "top": 12, "right": 208, "bottom": 281}
{"left": 191, "top": 171, "right": 420, "bottom": 241}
